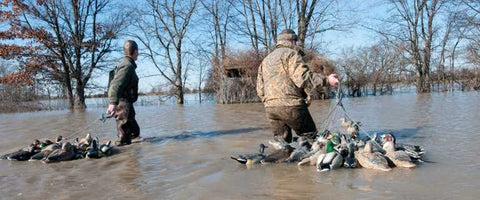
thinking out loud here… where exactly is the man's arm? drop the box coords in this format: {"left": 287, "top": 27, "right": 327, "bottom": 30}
{"left": 288, "top": 51, "right": 326, "bottom": 92}
{"left": 256, "top": 63, "right": 265, "bottom": 102}
{"left": 108, "top": 64, "right": 133, "bottom": 105}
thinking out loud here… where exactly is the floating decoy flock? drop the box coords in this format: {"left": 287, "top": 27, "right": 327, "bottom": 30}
{"left": 0, "top": 133, "right": 115, "bottom": 163}
{"left": 231, "top": 118, "right": 426, "bottom": 172}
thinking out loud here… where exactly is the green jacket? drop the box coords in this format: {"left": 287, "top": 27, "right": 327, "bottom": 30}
{"left": 256, "top": 42, "right": 326, "bottom": 107}
{"left": 108, "top": 56, "right": 139, "bottom": 105}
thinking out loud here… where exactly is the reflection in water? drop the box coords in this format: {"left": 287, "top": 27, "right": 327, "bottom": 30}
{"left": 0, "top": 92, "right": 480, "bottom": 199}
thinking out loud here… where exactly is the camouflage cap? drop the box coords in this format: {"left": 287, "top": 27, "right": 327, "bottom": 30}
{"left": 277, "top": 29, "right": 298, "bottom": 41}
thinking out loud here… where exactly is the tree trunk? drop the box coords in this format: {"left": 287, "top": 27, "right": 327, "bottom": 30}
{"left": 176, "top": 85, "right": 184, "bottom": 104}
{"left": 417, "top": 73, "right": 430, "bottom": 93}
{"left": 63, "top": 81, "right": 75, "bottom": 110}
{"left": 199, "top": 89, "right": 202, "bottom": 103}
{"left": 74, "top": 81, "right": 87, "bottom": 110}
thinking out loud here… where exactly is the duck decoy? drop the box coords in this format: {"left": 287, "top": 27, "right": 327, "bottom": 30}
{"left": 316, "top": 150, "right": 345, "bottom": 172}
{"left": 99, "top": 140, "right": 113, "bottom": 156}
{"left": 43, "top": 142, "right": 77, "bottom": 163}
{"left": 339, "top": 117, "right": 352, "bottom": 129}
{"left": 344, "top": 142, "right": 358, "bottom": 168}
{"left": 29, "top": 142, "right": 62, "bottom": 161}
{"left": 85, "top": 139, "right": 101, "bottom": 159}
{"left": 354, "top": 141, "right": 391, "bottom": 171}
{"left": 382, "top": 136, "right": 416, "bottom": 168}
{"left": 76, "top": 133, "right": 93, "bottom": 151}
{"left": 231, "top": 144, "right": 268, "bottom": 165}
{"left": 381, "top": 133, "right": 425, "bottom": 160}
{"left": 261, "top": 144, "right": 294, "bottom": 164}
{"left": 1, "top": 140, "right": 41, "bottom": 161}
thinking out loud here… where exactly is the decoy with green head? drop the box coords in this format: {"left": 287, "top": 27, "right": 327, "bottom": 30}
{"left": 30, "top": 141, "right": 62, "bottom": 161}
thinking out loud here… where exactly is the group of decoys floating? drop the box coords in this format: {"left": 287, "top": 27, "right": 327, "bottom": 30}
{"left": 0, "top": 133, "right": 114, "bottom": 163}
{"left": 231, "top": 117, "right": 426, "bottom": 172}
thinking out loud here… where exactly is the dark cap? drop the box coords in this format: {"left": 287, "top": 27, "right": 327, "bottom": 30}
{"left": 277, "top": 29, "right": 298, "bottom": 41}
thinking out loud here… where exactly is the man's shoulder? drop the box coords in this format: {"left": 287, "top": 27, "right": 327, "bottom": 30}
{"left": 273, "top": 46, "right": 297, "bottom": 54}
{"left": 265, "top": 47, "right": 297, "bottom": 62}
{"left": 117, "top": 57, "right": 135, "bottom": 69}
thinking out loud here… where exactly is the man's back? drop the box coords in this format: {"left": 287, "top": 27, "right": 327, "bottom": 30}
{"left": 257, "top": 46, "right": 311, "bottom": 107}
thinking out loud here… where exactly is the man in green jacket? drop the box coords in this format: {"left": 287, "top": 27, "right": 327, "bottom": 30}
{"left": 256, "top": 29, "right": 339, "bottom": 143}
{"left": 106, "top": 40, "right": 140, "bottom": 146}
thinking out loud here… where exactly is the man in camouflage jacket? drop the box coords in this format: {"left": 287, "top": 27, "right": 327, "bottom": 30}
{"left": 107, "top": 40, "right": 140, "bottom": 146}
{"left": 257, "top": 29, "right": 339, "bottom": 143}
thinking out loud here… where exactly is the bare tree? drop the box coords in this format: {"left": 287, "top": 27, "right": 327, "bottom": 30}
{"left": 230, "top": 0, "right": 352, "bottom": 51}
{"left": 296, "top": 0, "right": 318, "bottom": 47}
{"left": 132, "top": 0, "right": 198, "bottom": 104}
{"left": 378, "top": 0, "right": 447, "bottom": 93}
{"left": 200, "top": 0, "right": 231, "bottom": 65}
{"left": 0, "top": 0, "right": 125, "bottom": 109}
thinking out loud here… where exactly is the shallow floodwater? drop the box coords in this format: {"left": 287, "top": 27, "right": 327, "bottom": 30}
{"left": 1, "top": 92, "right": 479, "bottom": 199}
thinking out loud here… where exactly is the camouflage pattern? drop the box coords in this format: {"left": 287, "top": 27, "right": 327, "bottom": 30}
{"left": 256, "top": 41, "right": 326, "bottom": 107}
{"left": 266, "top": 106, "right": 317, "bottom": 143}
{"left": 108, "top": 56, "right": 139, "bottom": 105}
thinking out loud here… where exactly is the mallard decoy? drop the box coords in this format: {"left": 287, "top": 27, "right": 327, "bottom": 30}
{"left": 344, "top": 142, "right": 358, "bottom": 168}
{"left": 285, "top": 145, "right": 310, "bottom": 163}
{"left": 284, "top": 137, "right": 312, "bottom": 163}
{"left": 99, "top": 140, "right": 113, "bottom": 156}
{"left": 298, "top": 137, "right": 328, "bottom": 166}
{"left": 1, "top": 140, "right": 41, "bottom": 161}
{"left": 261, "top": 144, "right": 295, "bottom": 164}
{"left": 231, "top": 144, "right": 268, "bottom": 165}
{"left": 354, "top": 141, "right": 391, "bottom": 171}
{"left": 76, "top": 133, "right": 93, "bottom": 151}
{"left": 29, "top": 142, "right": 62, "bottom": 161}
{"left": 383, "top": 140, "right": 416, "bottom": 168}
{"left": 40, "top": 140, "right": 53, "bottom": 148}
{"left": 339, "top": 117, "right": 352, "bottom": 129}
{"left": 364, "top": 133, "right": 386, "bottom": 154}
{"left": 298, "top": 149, "right": 323, "bottom": 166}
{"left": 381, "top": 133, "right": 424, "bottom": 160}
{"left": 340, "top": 118, "right": 361, "bottom": 139}
{"left": 43, "top": 142, "right": 77, "bottom": 163}
{"left": 316, "top": 151, "right": 344, "bottom": 172}
{"left": 315, "top": 135, "right": 345, "bottom": 171}
{"left": 86, "top": 139, "right": 101, "bottom": 159}
{"left": 55, "top": 136, "right": 63, "bottom": 143}
{"left": 346, "top": 122, "right": 361, "bottom": 139}
{"left": 268, "top": 136, "right": 288, "bottom": 150}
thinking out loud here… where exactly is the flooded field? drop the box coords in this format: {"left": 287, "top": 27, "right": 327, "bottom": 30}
{"left": 0, "top": 92, "right": 479, "bottom": 199}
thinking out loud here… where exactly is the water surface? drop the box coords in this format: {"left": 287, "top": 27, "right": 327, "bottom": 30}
{"left": 1, "top": 92, "right": 479, "bottom": 199}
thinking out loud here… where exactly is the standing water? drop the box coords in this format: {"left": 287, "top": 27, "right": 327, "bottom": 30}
{"left": 0, "top": 92, "right": 479, "bottom": 199}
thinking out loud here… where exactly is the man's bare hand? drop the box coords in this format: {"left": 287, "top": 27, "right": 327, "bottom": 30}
{"left": 106, "top": 104, "right": 118, "bottom": 116}
{"left": 328, "top": 74, "right": 339, "bottom": 87}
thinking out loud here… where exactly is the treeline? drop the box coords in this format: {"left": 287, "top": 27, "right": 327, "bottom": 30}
{"left": 206, "top": 0, "right": 480, "bottom": 102}
{"left": 336, "top": 0, "right": 480, "bottom": 96}
{"left": 1, "top": 0, "right": 479, "bottom": 111}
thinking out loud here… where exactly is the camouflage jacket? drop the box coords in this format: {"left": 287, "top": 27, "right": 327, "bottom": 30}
{"left": 108, "top": 56, "right": 139, "bottom": 105}
{"left": 256, "top": 42, "right": 326, "bottom": 107}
